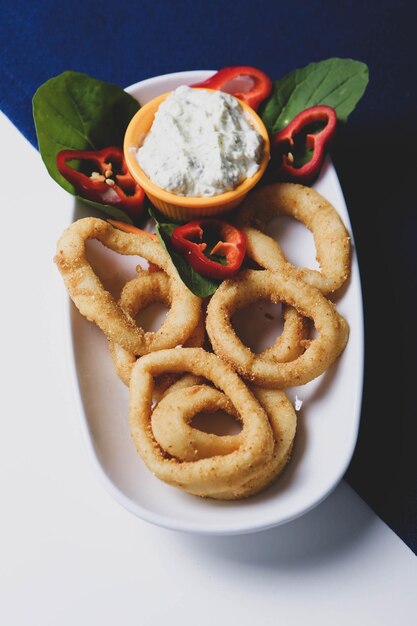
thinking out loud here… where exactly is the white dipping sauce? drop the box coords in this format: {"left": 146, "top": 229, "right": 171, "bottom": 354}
{"left": 136, "top": 86, "right": 263, "bottom": 197}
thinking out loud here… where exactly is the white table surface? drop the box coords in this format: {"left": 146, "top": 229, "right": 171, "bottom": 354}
{"left": 1, "top": 111, "right": 416, "bottom": 625}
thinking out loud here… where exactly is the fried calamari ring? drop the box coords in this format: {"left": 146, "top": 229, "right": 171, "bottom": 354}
{"left": 155, "top": 373, "right": 205, "bottom": 402}
{"left": 210, "top": 387, "right": 297, "bottom": 499}
{"left": 257, "top": 304, "right": 309, "bottom": 363}
{"left": 54, "top": 217, "right": 202, "bottom": 354}
{"left": 151, "top": 385, "right": 242, "bottom": 461}
{"left": 128, "top": 348, "right": 275, "bottom": 498}
{"left": 237, "top": 183, "right": 351, "bottom": 293}
{"left": 206, "top": 270, "right": 349, "bottom": 388}
{"left": 150, "top": 382, "right": 296, "bottom": 499}
{"left": 109, "top": 269, "right": 206, "bottom": 386}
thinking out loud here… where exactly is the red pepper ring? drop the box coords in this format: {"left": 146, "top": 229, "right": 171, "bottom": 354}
{"left": 191, "top": 66, "right": 273, "bottom": 111}
{"left": 271, "top": 105, "right": 337, "bottom": 185}
{"left": 171, "top": 219, "right": 247, "bottom": 281}
{"left": 57, "top": 146, "right": 145, "bottom": 218}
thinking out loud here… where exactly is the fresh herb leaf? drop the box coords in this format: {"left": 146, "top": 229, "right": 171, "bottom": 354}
{"left": 261, "top": 58, "right": 369, "bottom": 134}
{"left": 32, "top": 71, "right": 140, "bottom": 221}
{"left": 149, "top": 209, "right": 219, "bottom": 298}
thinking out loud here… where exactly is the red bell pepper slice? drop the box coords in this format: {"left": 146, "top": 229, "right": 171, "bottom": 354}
{"left": 57, "top": 146, "right": 145, "bottom": 218}
{"left": 191, "top": 66, "right": 273, "bottom": 111}
{"left": 270, "top": 105, "right": 337, "bottom": 185}
{"left": 171, "top": 219, "right": 247, "bottom": 280}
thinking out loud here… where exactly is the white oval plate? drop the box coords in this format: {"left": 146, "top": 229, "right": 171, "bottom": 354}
{"left": 68, "top": 71, "right": 364, "bottom": 535}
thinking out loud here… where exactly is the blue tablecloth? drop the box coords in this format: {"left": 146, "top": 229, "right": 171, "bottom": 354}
{"left": 2, "top": 0, "right": 415, "bottom": 552}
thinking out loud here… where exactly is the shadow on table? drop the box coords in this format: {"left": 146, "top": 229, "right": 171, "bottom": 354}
{"left": 178, "top": 482, "right": 377, "bottom": 569}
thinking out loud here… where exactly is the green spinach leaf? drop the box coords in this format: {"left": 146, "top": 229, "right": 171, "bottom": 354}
{"left": 149, "top": 209, "right": 219, "bottom": 298}
{"left": 261, "top": 58, "right": 369, "bottom": 134}
{"left": 33, "top": 71, "right": 140, "bottom": 221}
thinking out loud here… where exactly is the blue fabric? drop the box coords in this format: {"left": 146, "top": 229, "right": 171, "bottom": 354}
{"left": 1, "top": 0, "right": 416, "bottom": 552}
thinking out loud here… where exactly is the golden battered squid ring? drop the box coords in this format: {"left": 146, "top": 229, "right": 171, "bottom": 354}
{"left": 128, "top": 347, "right": 276, "bottom": 498}
{"left": 150, "top": 382, "right": 297, "bottom": 500}
{"left": 109, "top": 269, "right": 206, "bottom": 386}
{"left": 256, "top": 304, "right": 309, "bottom": 363}
{"left": 151, "top": 384, "right": 242, "bottom": 461}
{"left": 206, "top": 270, "right": 349, "bottom": 388}
{"left": 236, "top": 182, "right": 351, "bottom": 294}
{"left": 211, "top": 387, "right": 297, "bottom": 499}
{"left": 54, "top": 217, "right": 202, "bottom": 354}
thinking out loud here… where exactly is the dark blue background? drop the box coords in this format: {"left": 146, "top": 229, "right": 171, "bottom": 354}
{"left": 2, "top": 0, "right": 415, "bottom": 552}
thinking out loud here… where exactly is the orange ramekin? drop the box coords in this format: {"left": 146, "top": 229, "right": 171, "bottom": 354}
{"left": 123, "top": 89, "right": 270, "bottom": 221}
